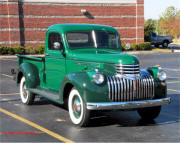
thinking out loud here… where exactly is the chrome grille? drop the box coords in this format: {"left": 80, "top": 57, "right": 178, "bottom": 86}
{"left": 115, "top": 64, "right": 140, "bottom": 76}
{"left": 107, "top": 70, "right": 154, "bottom": 102}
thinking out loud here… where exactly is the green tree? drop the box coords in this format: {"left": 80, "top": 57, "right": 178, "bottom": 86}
{"left": 162, "top": 6, "right": 178, "bottom": 19}
{"left": 144, "top": 19, "right": 156, "bottom": 41}
{"left": 159, "top": 6, "right": 180, "bottom": 39}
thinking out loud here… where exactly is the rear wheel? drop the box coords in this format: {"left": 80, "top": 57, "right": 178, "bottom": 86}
{"left": 20, "top": 77, "right": 35, "bottom": 105}
{"left": 137, "top": 106, "right": 161, "bottom": 120}
{"left": 68, "top": 88, "right": 90, "bottom": 127}
{"left": 162, "top": 41, "right": 169, "bottom": 48}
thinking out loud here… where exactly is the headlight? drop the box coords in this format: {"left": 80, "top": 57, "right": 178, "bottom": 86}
{"left": 93, "top": 73, "right": 104, "bottom": 85}
{"left": 157, "top": 70, "right": 166, "bottom": 81}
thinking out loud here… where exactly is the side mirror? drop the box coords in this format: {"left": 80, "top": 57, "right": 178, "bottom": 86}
{"left": 53, "top": 42, "right": 61, "bottom": 50}
{"left": 125, "top": 43, "right": 131, "bottom": 50}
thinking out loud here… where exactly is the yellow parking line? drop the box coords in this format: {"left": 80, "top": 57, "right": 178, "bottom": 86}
{"left": 1, "top": 74, "right": 13, "bottom": 78}
{"left": 168, "top": 89, "right": 180, "bottom": 93}
{"left": 0, "top": 107, "right": 74, "bottom": 143}
{"left": 0, "top": 93, "right": 19, "bottom": 96}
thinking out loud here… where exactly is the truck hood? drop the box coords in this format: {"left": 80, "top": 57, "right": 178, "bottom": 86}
{"left": 68, "top": 49, "right": 139, "bottom": 65}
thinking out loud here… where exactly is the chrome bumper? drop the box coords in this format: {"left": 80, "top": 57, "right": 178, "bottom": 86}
{"left": 86, "top": 97, "right": 171, "bottom": 110}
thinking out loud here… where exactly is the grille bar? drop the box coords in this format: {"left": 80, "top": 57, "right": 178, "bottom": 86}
{"left": 115, "top": 64, "right": 140, "bottom": 76}
{"left": 115, "top": 67, "right": 140, "bottom": 70}
{"left": 115, "top": 65, "right": 139, "bottom": 67}
{"left": 107, "top": 71, "right": 154, "bottom": 102}
{"left": 116, "top": 71, "right": 140, "bottom": 74}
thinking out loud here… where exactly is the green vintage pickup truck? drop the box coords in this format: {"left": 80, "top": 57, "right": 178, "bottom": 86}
{"left": 15, "top": 24, "right": 170, "bottom": 126}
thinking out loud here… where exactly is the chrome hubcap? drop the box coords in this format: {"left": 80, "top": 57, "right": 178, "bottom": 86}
{"left": 73, "top": 98, "right": 81, "bottom": 113}
{"left": 22, "top": 84, "right": 27, "bottom": 96}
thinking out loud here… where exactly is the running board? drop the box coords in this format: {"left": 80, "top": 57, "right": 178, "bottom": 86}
{"left": 28, "top": 88, "right": 59, "bottom": 100}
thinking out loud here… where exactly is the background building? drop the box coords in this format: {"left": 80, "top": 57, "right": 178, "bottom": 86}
{"left": 0, "top": 0, "right": 144, "bottom": 47}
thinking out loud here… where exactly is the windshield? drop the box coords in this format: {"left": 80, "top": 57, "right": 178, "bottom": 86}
{"left": 66, "top": 30, "right": 119, "bottom": 49}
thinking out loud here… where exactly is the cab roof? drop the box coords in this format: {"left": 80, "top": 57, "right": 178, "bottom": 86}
{"left": 47, "top": 24, "right": 118, "bottom": 33}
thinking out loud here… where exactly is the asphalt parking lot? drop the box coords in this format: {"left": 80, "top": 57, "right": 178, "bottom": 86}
{"left": 0, "top": 52, "right": 180, "bottom": 142}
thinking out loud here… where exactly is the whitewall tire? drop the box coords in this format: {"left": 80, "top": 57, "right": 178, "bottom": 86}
{"left": 68, "top": 88, "right": 90, "bottom": 127}
{"left": 20, "top": 77, "right": 35, "bottom": 105}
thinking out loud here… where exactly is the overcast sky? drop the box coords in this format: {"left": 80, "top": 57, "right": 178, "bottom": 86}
{"left": 144, "top": 0, "right": 180, "bottom": 20}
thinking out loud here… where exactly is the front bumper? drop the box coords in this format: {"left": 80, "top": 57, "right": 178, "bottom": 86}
{"left": 87, "top": 97, "right": 171, "bottom": 110}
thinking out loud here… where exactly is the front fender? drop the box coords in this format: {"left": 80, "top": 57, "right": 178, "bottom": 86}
{"left": 60, "top": 72, "right": 109, "bottom": 103}
{"left": 147, "top": 67, "right": 167, "bottom": 98}
{"left": 18, "top": 62, "right": 40, "bottom": 88}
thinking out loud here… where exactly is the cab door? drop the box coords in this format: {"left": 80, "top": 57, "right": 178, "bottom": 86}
{"left": 45, "top": 32, "right": 66, "bottom": 91}
{"left": 151, "top": 32, "right": 158, "bottom": 43}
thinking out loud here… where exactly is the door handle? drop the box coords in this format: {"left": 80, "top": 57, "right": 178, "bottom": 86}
{"left": 45, "top": 54, "right": 49, "bottom": 56}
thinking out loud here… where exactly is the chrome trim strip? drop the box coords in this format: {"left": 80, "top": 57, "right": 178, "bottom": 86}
{"left": 120, "top": 78, "right": 123, "bottom": 101}
{"left": 140, "top": 78, "right": 143, "bottom": 99}
{"left": 148, "top": 74, "right": 152, "bottom": 99}
{"left": 152, "top": 76, "right": 155, "bottom": 98}
{"left": 116, "top": 77, "right": 120, "bottom": 101}
{"left": 130, "top": 79, "right": 133, "bottom": 101}
{"left": 143, "top": 78, "right": 146, "bottom": 99}
{"left": 145, "top": 74, "right": 149, "bottom": 99}
{"left": 115, "top": 64, "right": 140, "bottom": 77}
{"left": 123, "top": 78, "right": 126, "bottom": 101}
{"left": 145, "top": 77, "right": 148, "bottom": 99}
{"left": 116, "top": 71, "right": 140, "bottom": 74}
{"left": 115, "top": 64, "right": 139, "bottom": 67}
{"left": 109, "top": 77, "right": 114, "bottom": 101}
{"left": 131, "top": 79, "right": 134, "bottom": 101}
{"left": 150, "top": 76, "right": 153, "bottom": 98}
{"left": 115, "top": 67, "right": 140, "bottom": 70}
{"left": 127, "top": 79, "right": 129, "bottom": 101}
{"left": 113, "top": 76, "right": 118, "bottom": 102}
{"left": 137, "top": 79, "right": 140, "bottom": 100}
{"left": 87, "top": 97, "right": 171, "bottom": 110}
{"left": 107, "top": 77, "right": 111, "bottom": 100}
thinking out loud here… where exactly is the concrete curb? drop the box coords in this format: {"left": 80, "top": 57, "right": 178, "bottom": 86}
{"left": 0, "top": 50, "right": 178, "bottom": 59}
{"left": 0, "top": 54, "right": 43, "bottom": 59}
{"left": 171, "top": 50, "right": 180, "bottom": 53}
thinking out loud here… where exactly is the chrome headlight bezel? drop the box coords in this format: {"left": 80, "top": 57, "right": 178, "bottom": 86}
{"left": 157, "top": 70, "right": 167, "bottom": 81}
{"left": 93, "top": 73, "right": 105, "bottom": 85}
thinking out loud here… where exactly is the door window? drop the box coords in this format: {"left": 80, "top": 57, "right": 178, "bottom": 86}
{"left": 152, "top": 32, "right": 157, "bottom": 37}
{"left": 48, "top": 33, "right": 63, "bottom": 50}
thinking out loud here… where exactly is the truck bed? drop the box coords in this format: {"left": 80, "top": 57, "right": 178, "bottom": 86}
{"left": 16, "top": 54, "right": 45, "bottom": 66}
{"left": 16, "top": 54, "right": 45, "bottom": 87}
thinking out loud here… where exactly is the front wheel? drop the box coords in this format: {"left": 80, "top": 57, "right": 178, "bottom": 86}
{"left": 137, "top": 106, "right": 161, "bottom": 120}
{"left": 68, "top": 88, "right": 90, "bottom": 127}
{"left": 20, "top": 77, "right": 35, "bottom": 105}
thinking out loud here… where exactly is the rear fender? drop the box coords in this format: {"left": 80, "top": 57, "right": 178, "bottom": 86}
{"left": 17, "top": 62, "right": 40, "bottom": 88}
